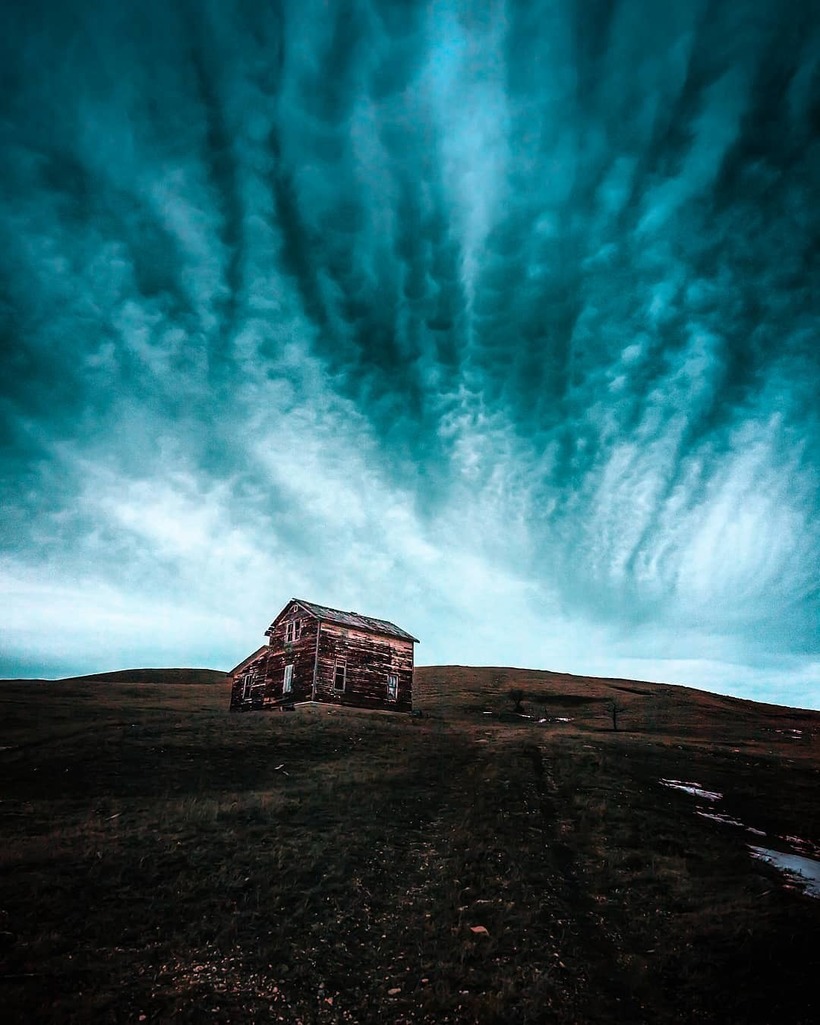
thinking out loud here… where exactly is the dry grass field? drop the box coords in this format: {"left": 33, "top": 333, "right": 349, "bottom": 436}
{"left": 1, "top": 666, "right": 818, "bottom": 1023}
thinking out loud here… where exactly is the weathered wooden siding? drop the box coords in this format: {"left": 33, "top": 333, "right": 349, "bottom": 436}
{"left": 231, "top": 600, "right": 416, "bottom": 713}
{"left": 315, "top": 623, "right": 413, "bottom": 712}
{"left": 230, "top": 612, "right": 318, "bottom": 710}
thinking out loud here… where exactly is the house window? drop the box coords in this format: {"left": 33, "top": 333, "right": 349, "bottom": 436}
{"left": 333, "top": 660, "right": 346, "bottom": 692}
{"left": 242, "top": 673, "right": 253, "bottom": 700}
{"left": 387, "top": 674, "right": 398, "bottom": 700}
{"left": 283, "top": 664, "right": 294, "bottom": 694}
{"left": 284, "top": 620, "right": 301, "bottom": 643}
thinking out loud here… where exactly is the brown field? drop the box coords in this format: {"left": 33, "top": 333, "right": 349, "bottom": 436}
{"left": 0, "top": 665, "right": 818, "bottom": 1023}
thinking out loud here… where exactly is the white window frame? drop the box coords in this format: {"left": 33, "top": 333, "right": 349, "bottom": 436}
{"left": 387, "top": 673, "right": 398, "bottom": 700}
{"left": 242, "top": 673, "right": 253, "bottom": 700}
{"left": 333, "top": 659, "right": 346, "bottom": 692}
{"left": 284, "top": 619, "right": 301, "bottom": 643}
{"left": 283, "top": 663, "right": 294, "bottom": 694}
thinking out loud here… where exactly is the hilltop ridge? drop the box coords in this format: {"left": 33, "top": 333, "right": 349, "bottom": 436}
{"left": 5, "top": 662, "right": 817, "bottom": 715}
{"left": 2, "top": 667, "right": 229, "bottom": 686}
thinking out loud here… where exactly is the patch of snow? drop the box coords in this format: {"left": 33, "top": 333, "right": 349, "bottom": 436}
{"left": 782, "top": 835, "right": 820, "bottom": 859}
{"left": 659, "top": 779, "right": 723, "bottom": 802}
{"left": 696, "top": 810, "right": 745, "bottom": 827}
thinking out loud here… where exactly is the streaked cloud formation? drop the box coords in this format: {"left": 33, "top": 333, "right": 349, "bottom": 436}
{"left": 1, "top": 0, "right": 818, "bottom": 706}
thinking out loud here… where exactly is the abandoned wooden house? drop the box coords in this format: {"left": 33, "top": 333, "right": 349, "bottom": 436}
{"left": 229, "top": 599, "right": 419, "bottom": 713}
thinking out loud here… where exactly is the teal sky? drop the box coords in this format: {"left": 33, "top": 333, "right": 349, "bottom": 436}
{"left": 1, "top": 0, "right": 818, "bottom": 708}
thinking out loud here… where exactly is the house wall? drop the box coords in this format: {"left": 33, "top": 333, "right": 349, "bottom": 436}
{"left": 230, "top": 611, "right": 318, "bottom": 710}
{"left": 263, "top": 610, "right": 318, "bottom": 706}
{"left": 315, "top": 623, "right": 414, "bottom": 712}
{"left": 229, "top": 655, "right": 269, "bottom": 710}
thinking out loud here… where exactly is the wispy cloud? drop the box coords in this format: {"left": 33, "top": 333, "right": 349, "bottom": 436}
{"left": 0, "top": 0, "right": 817, "bottom": 705}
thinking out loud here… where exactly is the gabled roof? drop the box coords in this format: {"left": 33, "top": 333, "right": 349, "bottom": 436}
{"left": 228, "top": 644, "right": 269, "bottom": 677}
{"left": 278, "top": 598, "right": 419, "bottom": 643}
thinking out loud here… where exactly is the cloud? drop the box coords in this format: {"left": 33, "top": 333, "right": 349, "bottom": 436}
{"left": 0, "top": 0, "right": 817, "bottom": 705}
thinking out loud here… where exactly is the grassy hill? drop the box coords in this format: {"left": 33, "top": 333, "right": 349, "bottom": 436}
{"left": 3, "top": 667, "right": 229, "bottom": 686}
{"left": 0, "top": 666, "right": 817, "bottom": 1023}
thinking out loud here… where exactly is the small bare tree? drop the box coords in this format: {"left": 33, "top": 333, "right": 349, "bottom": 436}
{"left": 509, "top": 688, "right": 525, "bottom": 713}
{"left": 608, "top": 698, "right": 625, "bottom": 731}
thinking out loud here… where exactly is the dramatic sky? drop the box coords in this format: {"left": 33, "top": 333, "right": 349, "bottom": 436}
{"left": 1, "top": 0, "right": 818, "bottom": 707}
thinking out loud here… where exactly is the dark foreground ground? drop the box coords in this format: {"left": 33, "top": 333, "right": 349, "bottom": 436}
{"left": 0, "top": 666, "right": 818, "bottom": 1023}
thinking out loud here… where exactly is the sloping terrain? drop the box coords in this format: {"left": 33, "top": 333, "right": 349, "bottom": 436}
{"left": 2, "top": 668, "right": 229, "bottom": 686}
{"left": 0, "top": 668, "right": 817, "bottom": 1023}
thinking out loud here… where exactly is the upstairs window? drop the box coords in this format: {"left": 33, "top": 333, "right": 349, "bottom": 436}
{"left": 283, "top": 664, "right": 294, "bottom": 694}
{"left": 387, "top": 674, "right": 398, "bottom": 700}
{"left": 284, "top": 619, "right": 301, "bottom": 643}
{"left": 242, "top": 673, "right": 253, "bottom": 700}
{"left": 333, "top": 660, "right": 346, "bottom": 692}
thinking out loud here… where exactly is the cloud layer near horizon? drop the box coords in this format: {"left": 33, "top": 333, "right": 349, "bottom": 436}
{"left": 1, "top": 0, "right": 818, "bottom": 706}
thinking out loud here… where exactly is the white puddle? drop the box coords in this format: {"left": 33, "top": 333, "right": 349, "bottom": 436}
{"left": 658, "top": 778, "right": 820, "bottom": 899}
{"left": 749, "top": 847, "right": 820, "bottom": 898}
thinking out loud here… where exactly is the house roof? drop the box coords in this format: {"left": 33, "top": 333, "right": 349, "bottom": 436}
{"left": 285, "top": 598, "right": 419, "bottom": 643}
{"left": 228, "top": 644, "right": 269, "bottom": 677}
